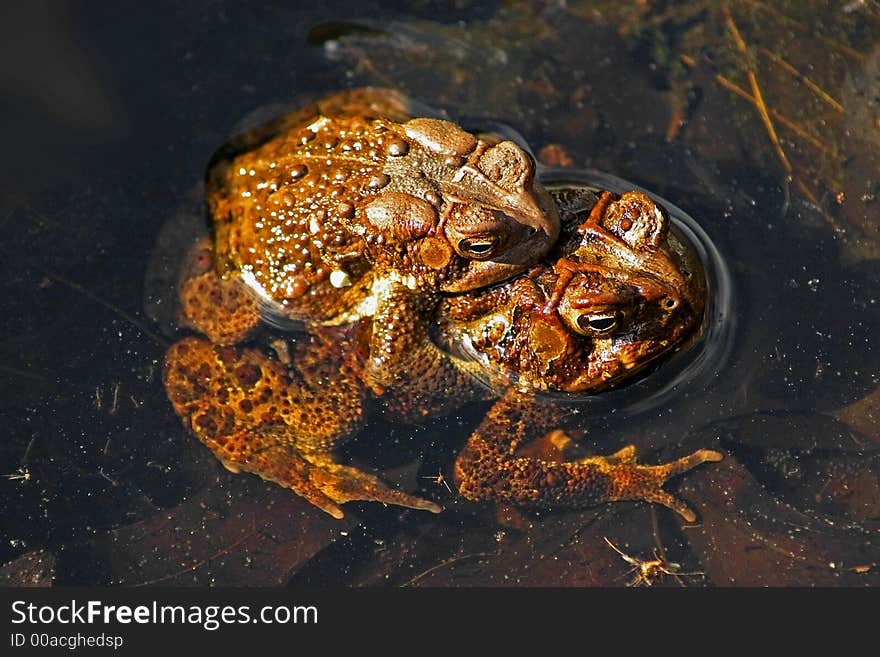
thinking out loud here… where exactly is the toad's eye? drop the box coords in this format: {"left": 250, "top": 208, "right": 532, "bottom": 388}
{"left": 569, "top": 311, "right": 621, "bottom": 336}
{"left": 456, "top": 236, "right": 500, "bottom": 260}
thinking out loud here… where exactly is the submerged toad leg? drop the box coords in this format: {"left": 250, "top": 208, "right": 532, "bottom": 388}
{"left": 454, "top": 390, "right": 722, "bottom": 522}
{"left": 164, "top": 336, "right": 441, "bottom": 519}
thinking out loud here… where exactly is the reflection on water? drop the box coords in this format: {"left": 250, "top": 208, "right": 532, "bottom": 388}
{"left": 1, "top": 1, "right": 878, "bottom": 587}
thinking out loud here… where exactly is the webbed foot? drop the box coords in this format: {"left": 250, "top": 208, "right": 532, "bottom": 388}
{"left": 303, "top": 457, "right": 442, "bottom": 518}
{"left": 580, "top": 446, "right": 723, "bottom": 522}
{"left": 223, "top": 448, "right": 441, "bottom": 519}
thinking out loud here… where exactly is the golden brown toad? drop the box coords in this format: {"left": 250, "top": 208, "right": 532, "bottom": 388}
{"left": 165, "top": 88, "right": 559, "bottom": 517}
{"left": 189, "top": 88, "right": 559, "bottom": 394}
{"left": 165, "top": 186, "right": 720, "bottom": 521}
{"left": 441, "top": 190, "right": 721, "bottom": 522}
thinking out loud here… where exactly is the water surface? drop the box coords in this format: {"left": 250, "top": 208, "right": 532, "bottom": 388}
{"left": 1, "top": 0, "right": 877, "bottom": 587}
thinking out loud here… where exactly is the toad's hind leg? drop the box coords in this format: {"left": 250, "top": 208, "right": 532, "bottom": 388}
{"left": 577, "top": 448, "right": 723, "bottom": 522}
{"left": 454, "top": 390, "right": 722, "bottom": 522}
{"left": 164, "top": 336, "right": 439, "bottom": 518}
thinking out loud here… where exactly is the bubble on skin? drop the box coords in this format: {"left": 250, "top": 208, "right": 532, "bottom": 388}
{"left": 289, "top": 164, "right": 308, "bottom": 180}
{"left": 336, "top": 202, "right": 355, "bottom": 219}
{"left": 385, "top": 137, "right": 410, "bottom": 157}
{"left": 306, "top": 210, "right": 327, "bottom": 236}
{"left": 329, "top": 270, "right": 352, "bottom": 288}
{"left": 368, "top": 173, "right": 391, "bottom": 189}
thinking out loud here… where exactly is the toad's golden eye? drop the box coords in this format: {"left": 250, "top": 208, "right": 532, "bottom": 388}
{"left": 565, "top": 310, "right": 621, "bottom": 336}
{"left": 456, "top": 236, "right": 501, "bottom": 260}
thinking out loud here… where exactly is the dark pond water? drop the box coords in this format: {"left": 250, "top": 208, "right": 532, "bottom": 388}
{"left": 1, "top": 1, "right": 878, "bottom": 587}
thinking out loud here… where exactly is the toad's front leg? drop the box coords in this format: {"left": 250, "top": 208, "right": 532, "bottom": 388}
{"left": 365, "top": 280, "right": 489, "bottom": 414}
{"left": 454, "top": 390, "right": 722, "bottom": 522}
{"left": 164, "top": 336, "right": 440, "bottom": 518}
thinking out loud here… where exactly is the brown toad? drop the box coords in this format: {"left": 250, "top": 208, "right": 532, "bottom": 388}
{"left": 165, "top": 185, "right": 719, "bottom": 520}
{"left": 166, "top": 88, "right": 559, "bottom": 517}
{"left": 187, "top": 87, "right": 559, "bottom": 392}
{"left": 442, "top": 189, "right": 721, "bottom": 521}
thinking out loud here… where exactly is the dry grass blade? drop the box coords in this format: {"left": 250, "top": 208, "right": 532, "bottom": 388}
{"left": 722, "top": 5, "right": 793, "bottom": 175}
{"left": 680, "top": 54, "right": 842, "bottom": 161}
{"left": 736, "top": 0, "right": 866, "bottom": 62}
{"left": 758, "top": 46, "right": 844, "bottom": 113}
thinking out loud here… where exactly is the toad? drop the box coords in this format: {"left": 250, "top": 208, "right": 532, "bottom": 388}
{"left": 164, "top": 185, "right": 720, "bottom": 521}
{"left": 440, "top": 189, "right": 722, "bottom": 522}
{"left": 190, "top": 87, "right": 559, "bottom": 394}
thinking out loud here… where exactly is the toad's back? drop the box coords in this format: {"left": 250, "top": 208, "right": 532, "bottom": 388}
{"left": 207, "top": 114, "right": 394, "bottom": 321}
